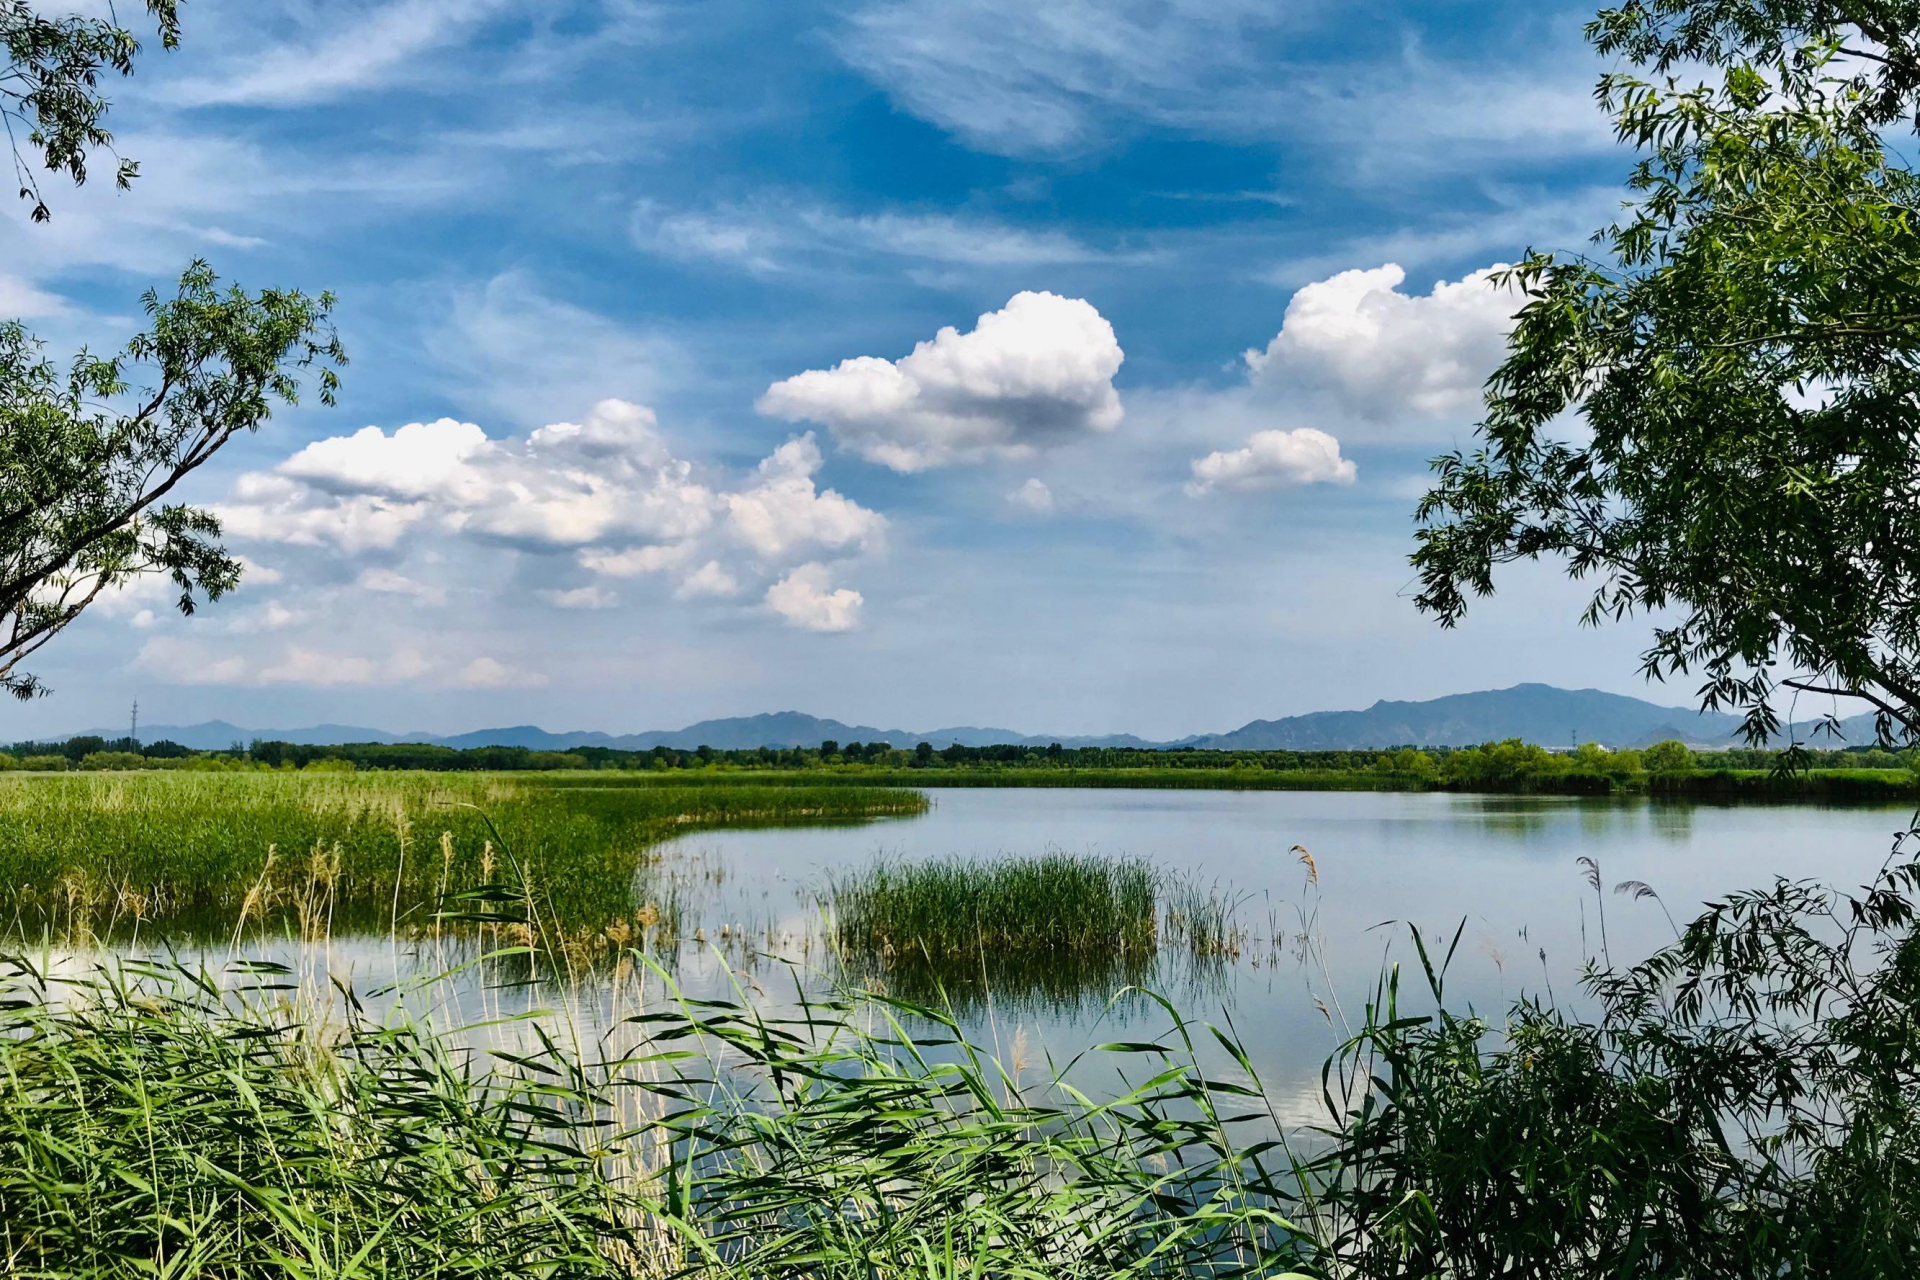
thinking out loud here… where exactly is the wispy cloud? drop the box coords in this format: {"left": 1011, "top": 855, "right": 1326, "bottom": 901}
{"left": 163, "top": 0, "right": 518, "bottom": 108}
{"left": 833, "top": 0, "right": 1300, "bottom": 155}
{"left": 834, "top": 0, "right": 1610, "bottom": 179}
{"left": 632, "top": 198, "right": 1131, "bottom": 275}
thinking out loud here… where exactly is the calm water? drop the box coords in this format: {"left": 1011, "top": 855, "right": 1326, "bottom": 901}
{"left": 201, "top": 788, "right": 1919, "bottom": 1125}
{"left": 645, "top": 788, "right": 1915, "bottom": 1117}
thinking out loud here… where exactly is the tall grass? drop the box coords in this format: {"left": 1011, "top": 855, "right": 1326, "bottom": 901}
{"left": 0, "top": 951, "right": 1315, "bottom": 1279}
{"left": 7, "top": 840, "right": 1920, "bottom": 1276}
{"left": 0, "top": 771, "right": 926, "bottom": 945}
{"left": 822, "top": 853, "right": 1247, "bottom": 1014}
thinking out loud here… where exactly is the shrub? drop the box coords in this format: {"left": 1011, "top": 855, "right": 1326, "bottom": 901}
{"left": 77, "top": 751, "right": 146, "bottom": 770}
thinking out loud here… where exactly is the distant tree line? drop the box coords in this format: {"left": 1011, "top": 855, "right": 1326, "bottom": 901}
{"left": 2, "top": 732, "right": 1917, "bottom": 780}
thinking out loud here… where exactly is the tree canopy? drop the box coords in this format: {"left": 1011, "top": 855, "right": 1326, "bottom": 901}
{"left": 1415, "top": 1, "right": 1920, "bottom": 745}
{"left": 3, "top": 0, "right": 180, "bottom": 220}
{"left": 1, "top": 262, "right": 345, "bottom": 698}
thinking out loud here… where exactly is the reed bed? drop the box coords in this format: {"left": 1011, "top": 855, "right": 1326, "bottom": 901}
{"left": 0, "top": 950, "right": 1316, "bottom": 1280}
{"left": 825, "top": 851, "right": 1161, "bottom": 960}
{"left": 821, "top": 853, "right": 1250, "bottom": 1016}
{"left": 0, "top": 771, "right": 926, "bottom": 945}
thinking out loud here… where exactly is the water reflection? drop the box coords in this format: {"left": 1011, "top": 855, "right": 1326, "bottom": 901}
{"left": 33, "top": 787, "right": 1912, "bottom": 1121}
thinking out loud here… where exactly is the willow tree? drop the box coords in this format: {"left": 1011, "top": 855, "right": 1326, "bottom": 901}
{"left": 1, "top": 266, "right": 344, "bottom": 698}
{"left": 3, "top": 5, "right": 345, "bottom": 697}
{"left": 1415, "top": 1, "right": 1920, "bottom": 745}
{"left": 3, "top": 0, "right": 180, "bottom": 220}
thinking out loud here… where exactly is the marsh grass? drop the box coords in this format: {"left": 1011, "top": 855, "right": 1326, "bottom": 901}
{"left": 0, "top": 946, "right": 1320, "bottom": 1280}
{"left": 0, "top": 771, "right": 926, "bottom": 946}
{"left": 822, "top": 853, "right": 1257, "bottom": 1017}
{"left": 826, "top": 851, "right": 1159, "bottom": 956}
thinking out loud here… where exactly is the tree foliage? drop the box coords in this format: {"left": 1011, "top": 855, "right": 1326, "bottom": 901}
{"left": 1319, "top": 848, "right": 1920, "bottom": 1275}
{"left": 2, "top": 0, "right": 180, "bottom": 221}
{"left": 1, "top": 261, "right": 344, "bottom": 698}
{"left": 1414, "top": 2, "right": 1920, "bottom": 745}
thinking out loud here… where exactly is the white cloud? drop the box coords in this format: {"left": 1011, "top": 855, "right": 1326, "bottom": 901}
{"left": 724, "top": 434, "right": 888, "bottom": 557}
{"left": 835, "top": 0, "right": 1289, "bottom": 155}
{"left": 633, "top": 199, "right": 1112, "bottom": 274}
{"left": 219, "top": 399, "right": 886, "bottom": 626}
{"left": 1007, "top": 477, "right": 1054, "bottom": 514}
{"left": 759, "top": 291, "right": 1124, "bottom": 471}
{"left": 675, "top": 560, "right": 741, "bottom": 600}
{"left": 358, "top": 567, "right": 449, "bottom": 605}
{"left": 765, "top": 563, "right": 863, "bottom": 633}
{"left": 1186, "top": 428, "right": 1357, "bottom": 495}
{"left": 282, "top": 419, "right": 494, "bottom": 501}
{"left": 217, "top": 475, "right": 430, "bottom": 553}
{"left": 164, "top": 0, "right": 514, "bottom": 107}
{"left": 578, "top": 543, "right": 695, "bottom": 578}
{"left": 134, "top": 636, "right": 540, "bottom": 689}
{"left": 425, "top": 271, "right": 684, "bottom": 429}
{"left": 455, "top": 656, "right": 547, "bottom": 689}
{"left": 235, "top": 556, "right": 285, "bottom": 586}
{"left": 0, "top": 273, "right": 67, "bottom": 317}
{"left": 135, "top": 639, "right": 251, "bottom": 686}
{"left": 1246, "top": 263, "right": 1517, "bottom": 421}
{"left": 541, "top": 585, "right": 617, "bottom": 609}
{"left": 91, "top": 573, "right": 176, "bottom": 622}
{"left": 219, "top": 399, "right": 719, "bottom": 555}
{"left": 225, "top": 600, "right": 307, "bottom": 633}
{"left": 836, "top": 0, "right": 1609, "bottom": 177}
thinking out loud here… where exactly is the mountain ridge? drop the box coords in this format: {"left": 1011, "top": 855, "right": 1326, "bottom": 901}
{"left": 46, "top": 683, "right": 1889, "bottom": 754}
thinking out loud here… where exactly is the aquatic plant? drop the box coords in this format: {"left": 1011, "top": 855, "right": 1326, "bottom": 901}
{"left": 0, "top": 771, "right": 926, "bottom": 944}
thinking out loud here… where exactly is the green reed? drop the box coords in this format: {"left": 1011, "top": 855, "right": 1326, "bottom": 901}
{"left": 0, "top": 771, "right": 926, "bottom": 945}
{"left": 825, "top": 851, "right": 1161, "bottom": 959}
{"left": 0, "top": 951, "right": 1318, "bottom": 1280}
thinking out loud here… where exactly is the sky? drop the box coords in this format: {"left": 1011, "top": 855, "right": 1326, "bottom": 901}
{"left": 8, "top": 0, "right": 1676, "bottom": 741}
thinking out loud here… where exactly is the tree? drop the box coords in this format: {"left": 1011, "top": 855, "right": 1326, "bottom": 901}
{"left": 2, "top": 262, "right": 345, "bottom": 697}
{"left": 1413, "top": 3, "right": 1920, "bottom": 746}
{"left": 1642, "top": 739, "right": 1697, "bottom": 773}
{"left": 4, "top": 1, "right": 181, "bottom": 221}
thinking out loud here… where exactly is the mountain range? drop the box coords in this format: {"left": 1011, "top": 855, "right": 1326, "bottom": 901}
{"left": 53, "top": 683, "right": 1888, "bottom": 753}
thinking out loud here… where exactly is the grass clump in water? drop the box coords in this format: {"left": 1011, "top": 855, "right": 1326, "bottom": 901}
{"left": 826, "top": 851, "right": 1159, "bottom": 960}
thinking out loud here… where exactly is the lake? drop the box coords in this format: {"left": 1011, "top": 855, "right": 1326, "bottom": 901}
{"left": 262, "top": 785, "right": 1915, "bottom": 1128}
{"left": 48, "top": 782, "right": 1904, "bottom": 1128}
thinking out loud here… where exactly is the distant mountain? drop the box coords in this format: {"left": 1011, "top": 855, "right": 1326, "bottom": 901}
{"left": 1186, "top": 684, "right": 1876, "bottom": 751}
{"left": 59, "top": 712, "right": 1158, "bottom": 753}
{"left": 56, "top": 683, "right": 1891, "bottom": 755}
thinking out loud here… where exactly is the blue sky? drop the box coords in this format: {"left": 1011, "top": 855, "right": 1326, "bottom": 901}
{"left": 10, "top": 0, "right": 1675, "bottom": 740}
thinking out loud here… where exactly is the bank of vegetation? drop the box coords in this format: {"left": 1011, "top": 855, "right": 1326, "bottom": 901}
{"left": 0, "top": 771, "right": 925, "bottom": 946}
{"left": 5, "top": 842, "right": 1915, "bottom": 1278}
{"left": 10, "top": 733, "right": 1920, "bottom": 801}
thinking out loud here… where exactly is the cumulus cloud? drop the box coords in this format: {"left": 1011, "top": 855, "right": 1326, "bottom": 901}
{"left": 766, "top": 563, "right": 863, "bottom": 632}
{"left": 358, "top": 567, "right": 449, "bottom": 605}
{"left": 1186, "top": 429, "right": 1357, "bottom": 495}
{"left": 216, "top": 398, "right": 885, "bottom": 635}
{"left": 224, "top": 600, "right": 307, "bottom": 633}
{"left": 541, "top": 585, "right": 617, "bottom": 609}
{"left": 675, "top": 561, "right": 741, "bottom": 600}
{"left": 758, "top": 291, "right": 1124, "bottom": 471}
{"left": 1007, "top": 477, "right": 1054, "bottom": 514}
{"left": 1246, "top": 263, "right": 1517, "bottom": 421}
{"left": 724, "top": 434, "right": 887, "bottom": 557}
